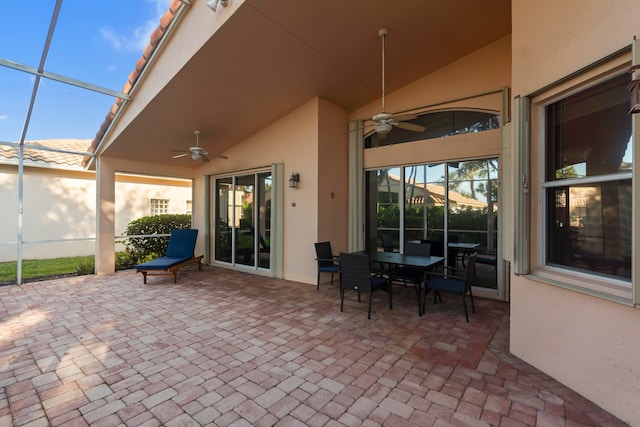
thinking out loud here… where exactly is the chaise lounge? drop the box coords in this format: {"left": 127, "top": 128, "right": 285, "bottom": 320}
{"left": 136, "top": 228, "right": 204, "bottom": 284}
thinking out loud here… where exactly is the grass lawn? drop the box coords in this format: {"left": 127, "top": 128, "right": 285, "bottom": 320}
{"left": 0, "top": 256, "right": 93, "bottom": 283}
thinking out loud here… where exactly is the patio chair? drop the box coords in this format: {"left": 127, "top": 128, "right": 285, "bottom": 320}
{"left": 136, "top": 229, "right": 203, "bottom": 284}
{"left": 339, "top": 252, "right": 390, "bottom": 319}
{"left": 389, "top": 241, "right": 431, "bottom": 315}
{"left": 315, "top": 241, "right": 340, "bottom": 290}
{"left": 381, "top": 233, "right": 395, "bottom": 252}
{"left": 421, "top": 239, "right": 444, "bottom": 257}
{"left": 425, "top": 253, "right": 477, "bottom": 322}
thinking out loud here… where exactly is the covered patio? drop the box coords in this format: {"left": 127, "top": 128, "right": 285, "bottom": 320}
{"left": 0, "top": 270, "right": 625, "bottom": 426}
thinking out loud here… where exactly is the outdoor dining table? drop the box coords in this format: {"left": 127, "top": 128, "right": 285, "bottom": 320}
{"left": 366, "top": 251, "right": 445, "bottom": 316}
{"left": 448, "top": 242, "right": 480, "bottom": 266}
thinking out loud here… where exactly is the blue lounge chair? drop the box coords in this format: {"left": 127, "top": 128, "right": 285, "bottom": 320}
{"left": 136, "top": 229, "right": 203, "bottom": 283}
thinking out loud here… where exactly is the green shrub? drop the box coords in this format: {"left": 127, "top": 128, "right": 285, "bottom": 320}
{"left": 75, "top": 257, "right": 95, "bottom": 275}
{"left": 115, "top": 251, "right": 137, "bottom": 270}
{"left": 123, "top": 214, "right": 192, "bottom": 263}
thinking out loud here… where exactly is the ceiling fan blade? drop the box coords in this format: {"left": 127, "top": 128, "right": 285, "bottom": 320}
{"left": 172, "top": 153, "right": 189, "bottom": 159}
{"left": 200, "top": 155, "right": 210, "bottom": 163}
{"left": 347, "top": 123, "right": 375, "bottom": 133}
{"left": 392, "top": 113, "right": 418, "bottom": 122}
{"left": 212, "top": 154, "right": 228, "bottom": 159}
{"left": 395, "top": 122, "right": 426, "bottom": 132}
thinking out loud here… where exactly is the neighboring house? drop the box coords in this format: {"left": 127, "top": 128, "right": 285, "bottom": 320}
{"left": 4, "top": 1, "right": 639, "bottom": 424}
{"left": 0, "top": 139, "right": 192, "bottom": 261}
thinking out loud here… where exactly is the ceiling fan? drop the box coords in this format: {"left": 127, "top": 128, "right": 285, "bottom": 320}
{"left": 171, "top": 130, "right": 227, "bottom": 162}
{"left": 366, "top": 28, "right": 426, "bottom": 138}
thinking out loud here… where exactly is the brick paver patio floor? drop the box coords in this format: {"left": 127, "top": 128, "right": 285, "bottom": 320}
{"left": 0, "top": 266, "right": 627, "bottom": 426}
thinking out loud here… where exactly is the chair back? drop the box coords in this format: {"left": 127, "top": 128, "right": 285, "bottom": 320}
{"left": 315, "top": 242, "right": 335, "bottom": 267}
{"left": 463, "top": 253, "right": 477, "bottom": 290}
{"left": 381, "top": 233, "right": 394, "bottom": 252}
{"left": 405, "top": 241, "right": 431, "bottom": 257}
{"left": 421, "top": 239, "right": 444, "bottom": 256}
{"left": 339, "top": 253, "right": 372, "bottom": 292}
{"left": 165, "top": 229, "right": 198, "bottom": 258}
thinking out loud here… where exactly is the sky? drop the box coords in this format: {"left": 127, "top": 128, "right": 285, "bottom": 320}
{"left": 0, "top": 0, "right": 172, "bottom": 144}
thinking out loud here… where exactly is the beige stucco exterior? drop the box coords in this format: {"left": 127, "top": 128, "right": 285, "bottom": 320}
{"left": 84, "top": 1, "right": 639, "bottom": 424}
{"left": 0, "top": 164, "right": 191, "bottom": 262}
{"left": 509, "top": 1, "right": 640, "bottom": 424}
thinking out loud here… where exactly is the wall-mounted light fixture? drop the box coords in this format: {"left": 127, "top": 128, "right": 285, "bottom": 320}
{"left": 206, "top": 0, "right": 228, "bottom": 12}
{"left": 289, "top": 172, "right": 300, "bottom": 189}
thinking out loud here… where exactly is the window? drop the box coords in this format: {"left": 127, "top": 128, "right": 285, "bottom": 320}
{"left": 365, "top": 110, "right": 500, "bottom": 148}
{"left": 149, "top": 198, "right": 170, "bottom": 215}
{"left": 543, "top": 73, "right": 632, "bottom": 281}
{"left": 365, "top": 158, "right": 499, "bottom": 290}
{"left": 186, "top": 200, "right": 192, "bottom": 214}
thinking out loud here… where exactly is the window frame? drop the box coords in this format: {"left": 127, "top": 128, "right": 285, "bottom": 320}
{"left": 527, "top": 51, "right": 636, "bottom": 304}
{"left": 149, "top": 198, "right": 170, "bottom": 215}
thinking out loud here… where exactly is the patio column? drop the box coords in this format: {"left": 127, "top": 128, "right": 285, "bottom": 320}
{"left": 96, "top": 156, "right": 116, "bottom": 275}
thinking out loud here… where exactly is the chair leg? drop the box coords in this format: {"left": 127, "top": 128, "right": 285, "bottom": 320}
{"left": 413, "top": 283, "right": 422, "bottom": 316}
{"left": 462, "top": 295, "right": 469, "bottom": 322}
{"left": 367, "top": 292, "right": 372, "bottom": 319}
{"left": 317, "top": 271, "right": 321, "bottom": 291}
{"left": 330, "top": 272, "right": 334, "bottom": 286}
{"left": 469, "top": 289, "right": 476, "bottom": 313}
{"left": 340, "top": 288, "right": 345, "bottom": 312}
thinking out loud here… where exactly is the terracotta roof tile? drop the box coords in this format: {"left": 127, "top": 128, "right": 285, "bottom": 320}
{"left": 1, "top": 139, "right": 92, "bottom": 170}
{"left": 82, "top": 0, "right": 183, "bottom": 167}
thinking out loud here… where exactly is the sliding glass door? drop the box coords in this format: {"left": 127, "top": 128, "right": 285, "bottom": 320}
{"left": 366, "top": 158, "right": 499, "bottom": 291}
{"left": 214, "top": 172, "right": 271, "bottom": 269}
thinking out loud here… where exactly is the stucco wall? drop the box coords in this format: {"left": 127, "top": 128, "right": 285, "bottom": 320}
{"left": 351, "top": 35, "right": 511, "bottom": 123}
{"left": 0, "top": 165, "right": 191, "bottom": 262}
{"left": 510, "top": 1, "right": 640, "bottom": 424}
{"left": 193, "top": 97, "right": 348, "bottom": 285}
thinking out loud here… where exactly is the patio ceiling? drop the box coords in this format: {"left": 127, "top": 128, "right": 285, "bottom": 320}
{"left": 97, "top": 0, "right": 511, "bottom": 168}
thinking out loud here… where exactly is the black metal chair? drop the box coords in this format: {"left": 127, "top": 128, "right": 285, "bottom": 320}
{"left": 425, "top": 253, "right": 477, "bottom": 322}
{"left": 381, "top": 233, "right": 395, "bottom": 252}
{"left": 339, "top": 252, "right": 390, "bottom": 319}
{"left": 421, "top": 239, "right": 444, "bottom": 257}
{"left": 389, "top": 241, "right": 431, "bottom": 315}
{"left": 314, "top": 241, "right": 340, "bottom": 290}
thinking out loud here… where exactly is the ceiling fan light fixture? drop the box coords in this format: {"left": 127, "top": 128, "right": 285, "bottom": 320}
{"left": 375, "top": 122, "right": 392, "bottom": 137}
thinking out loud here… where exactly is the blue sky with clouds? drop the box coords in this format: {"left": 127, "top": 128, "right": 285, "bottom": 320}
{"left": 0, "top": 0, "right": 171, "bottom": 143}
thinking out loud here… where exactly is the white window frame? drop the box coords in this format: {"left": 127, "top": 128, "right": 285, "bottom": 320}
{"left": 149, "top": 198, "right": 170, "bottom": 215}
{"left": 525, "top": 50, "right": 636, "bottom": 304}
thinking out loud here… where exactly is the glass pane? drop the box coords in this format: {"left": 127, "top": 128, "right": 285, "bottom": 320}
{"left": 257, "top": 172, "right": 271, "bottom": 269}
{"left": 372, "top": 168, "right": 400, "bottom": 252}
{"left": 365, "top": 110, "right": 500, "bottom": 148}
{"left": 404, "top": 163, "right": 446, "bottom": 255}
{"left": 234, "top": 175, "right": 255, "bottom": 267}
{"left": 547, "top": 180, "right": 632, "bottom": 280}
{"left": 447, "top": 160, "right": 491, "bottom": 250}
{"left": 447, "top": 159, "right": 499, "bottom": 289}
{"left": 215, "top": 177, "right": 233, "bottom": 263}
{"left": 546, "top": 73, "right": 632, "bottom": 180}
{"left": 0, "top": 68, "right": 34, "bottom": 143}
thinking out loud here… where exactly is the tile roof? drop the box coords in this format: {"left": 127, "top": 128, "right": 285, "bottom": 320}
{"left": 82, "top": 0, "right": 183, "bottom": 167}
{"left": 0, "top": 139, "right": 92, "bottom": 170}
